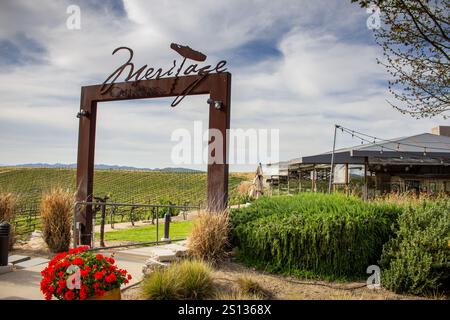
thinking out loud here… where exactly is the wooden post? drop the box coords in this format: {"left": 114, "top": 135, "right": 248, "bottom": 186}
{"left": 287, "top": 171, "right": 291, "bottom": 194}
{"left": 364, "top": 158, "right": 368, "bottom": 201}
{"left": 345, "top": 163, "right": 349, "bottom": 196}
{"left": 312, "top": 165, "right": 317, "bottom": 192}
{"left": 298, "top": 169, "right": 302, "bottom": 193}
{"left": 278, "top": 177, "right": 280, "bottom": 195}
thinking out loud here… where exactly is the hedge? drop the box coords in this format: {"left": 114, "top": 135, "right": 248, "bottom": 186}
{"left": 230, "top": 193, "right": 402, "bottom": 279}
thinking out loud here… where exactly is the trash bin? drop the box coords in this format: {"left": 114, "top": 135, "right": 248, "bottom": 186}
{"left": 0, "top": 221, "right": 10, "bottom": 266}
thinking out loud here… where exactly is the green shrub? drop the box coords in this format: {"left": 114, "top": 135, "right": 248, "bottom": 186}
{"left": 380, "top": 200, "right": 450, "bottom": 295}
{"left": 141, "top": 260, "right": 213, "bottom": 300}
{"left": 231, "top": 193, "right": 402, "bottom": 279}
{"left": 157, "top": 197, "right": 180, "bottom": 217}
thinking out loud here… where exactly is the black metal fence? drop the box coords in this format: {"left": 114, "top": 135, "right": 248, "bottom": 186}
{"left": 73, "top": 201, "right": 201, "bottom": 249}
{"left": 13, "top": 202, "right": 40, "bottom": 236}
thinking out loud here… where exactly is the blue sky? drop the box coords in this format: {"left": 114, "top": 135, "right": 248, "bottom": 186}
{"left": 0, "top": 0, "right": 447, "bottom": 171}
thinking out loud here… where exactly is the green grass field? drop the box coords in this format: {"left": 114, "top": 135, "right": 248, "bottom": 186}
{"left": 96, "top": 220, "right": 194, "bottom": 243}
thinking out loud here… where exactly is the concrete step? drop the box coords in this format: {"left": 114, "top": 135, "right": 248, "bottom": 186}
{"left": 15, "top": 258, "right": 49, "bottom": 269}
{"left": 158, "top": 243, "right": 189, "bottom": 257}
{"left": 8, "top": 255, "right": 31, "bottom": 265}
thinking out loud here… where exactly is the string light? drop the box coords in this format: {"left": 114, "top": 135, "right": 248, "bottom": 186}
{"left": 338, "top": 125, "right": 450, "bottom": 151}
{"left": 335, "top": 125, "right": 450, "bottom": 165}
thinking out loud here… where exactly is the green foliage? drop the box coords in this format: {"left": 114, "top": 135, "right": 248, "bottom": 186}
{"left": 156, "top": 197, "right": 179, "bottom": 217}
{"left": 231, "top": 193, "right": 402, "bottom": 280}
{"left": 141, "top": 259, "right": 213, "bottom": 300}
{"left": 380, "top": 200, "right": 450, "bottom": 295}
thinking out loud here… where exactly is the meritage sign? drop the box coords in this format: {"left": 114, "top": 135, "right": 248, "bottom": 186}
{"left": 100, "top": 43, "right": 228, "bottom": 107}
{"left": 75, "top": 43, "right": 232, "bottom": 245}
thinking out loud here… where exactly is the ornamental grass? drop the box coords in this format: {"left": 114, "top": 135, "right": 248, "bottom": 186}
{"left": 187, "top": 210, "right": 230, "bottom": 264}
{"left": 0, "top": 192, "right": 18, "bottom": 250}
{"left": 141, "top": 259, "right": 213, "bottom": 300}
{"left": 40, "top": 187, "right": 74, "bottom": 253}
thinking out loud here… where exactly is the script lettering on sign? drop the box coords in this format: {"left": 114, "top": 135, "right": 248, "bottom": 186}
{"left": 100, "top": 43, "right": 228, "bottom": 107}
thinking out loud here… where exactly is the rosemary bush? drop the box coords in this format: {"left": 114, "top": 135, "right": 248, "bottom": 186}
{"left": 231, "top": 193, "right": 402, "bottom": 279}
{"left": 380, "top": 199, "right": 450, "bottom": 295}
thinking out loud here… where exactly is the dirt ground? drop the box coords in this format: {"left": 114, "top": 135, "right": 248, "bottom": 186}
{"left": 122, "top": 260, "right": 429, "bottom": 300}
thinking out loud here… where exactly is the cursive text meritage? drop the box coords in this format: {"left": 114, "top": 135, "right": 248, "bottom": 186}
{"left": 100, "top": 44, "right": 228, "bottom": 107}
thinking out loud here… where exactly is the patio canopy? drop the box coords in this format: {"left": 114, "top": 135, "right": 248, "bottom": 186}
{"left": 297, "top": 133, "right": 450, "bottom": 166}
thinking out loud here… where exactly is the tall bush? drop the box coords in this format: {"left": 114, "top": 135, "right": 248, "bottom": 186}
{"left": 380, "top": 200, "right": 450, "bottom": 295}
{"left": 40, "top": 188, "right": 73, "bottom": 253}
{"left": 0, "top": 192, "right": 17, "bottom": 250}
{"left": 231, "top": 193, "right": 402, "bottom": 279}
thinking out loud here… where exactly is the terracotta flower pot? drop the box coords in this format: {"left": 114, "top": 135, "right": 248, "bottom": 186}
{"left": 88, "top": 288, "right": 121, "bottom": 300}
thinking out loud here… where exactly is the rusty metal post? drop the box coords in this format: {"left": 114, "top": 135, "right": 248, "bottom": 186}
{"left": 207, "top": 73, "right": 231, "bottom": 212}
{"left": 76, "top": 90, "right": 97, "bottom": 246}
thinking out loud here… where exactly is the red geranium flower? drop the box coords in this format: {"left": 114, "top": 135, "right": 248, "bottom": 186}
{"left": 58, "top": 279, "right": 66, "bottom": 289}
{"left": 94, "top": 271, "right": 104, "bottom": 280}
{"left": 40, "top": 248, "right": 131, "bottom": 300}
{"left": 71, "top": 257, "right": 84, "bottom": 266}
{"left": 105, "top": 273, "right": 117, "bottom": 283}
{"left": 65, "top": 290, "right": 75, "bottom": 300}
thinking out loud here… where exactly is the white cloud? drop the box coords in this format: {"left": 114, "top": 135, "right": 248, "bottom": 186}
{"left": 0, "top": 0, "right": 445, "bottom": 171}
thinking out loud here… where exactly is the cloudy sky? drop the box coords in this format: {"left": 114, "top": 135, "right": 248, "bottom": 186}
{"left": 0, "top": 0, "right": 447, "bottom": 171}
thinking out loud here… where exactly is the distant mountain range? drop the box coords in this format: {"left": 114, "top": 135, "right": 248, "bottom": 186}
{"left": 2, "top": 163, "right": 204, "bottom": 173}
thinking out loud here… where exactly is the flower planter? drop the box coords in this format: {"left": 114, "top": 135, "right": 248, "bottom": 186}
{"left": 40, "top": 246, "right": 132, "bottom": 300}
{"left": 88, "top": 288, "right": 121, "bottom": 300}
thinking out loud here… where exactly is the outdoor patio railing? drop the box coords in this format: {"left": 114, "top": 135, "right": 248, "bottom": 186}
{"left": 73, "top": 201, "right": 201, "bottom": 250}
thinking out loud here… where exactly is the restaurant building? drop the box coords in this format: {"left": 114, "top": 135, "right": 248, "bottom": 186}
{"left": 265, "top": 126, "right": 450, "bottom": 198}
